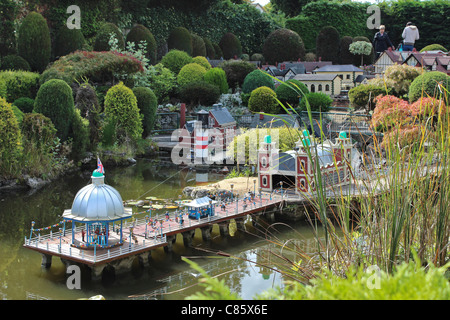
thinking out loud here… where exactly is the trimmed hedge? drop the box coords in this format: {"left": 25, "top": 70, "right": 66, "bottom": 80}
{"left": 126, "top": 24, "right": 157, "bottom": 65}
{"left": 180, "top": 81, "right": 220, "bottom": 107}
{"left": 420, "top": 44, "right": 448, "bottom": 52}
{"left": 203, "top": 37, "right": 216, "bottom": 59}
{"left": 248, "top": 86, "right": 280, "bottom": 114}
{"left": 219, "top": 33, "right": 242, "bottom": 60}
{"left": 339, "top": 36, "right": 354, "bottom": 64}
{"left": 168, "top": 27, "right": 193, "bottom": 55}
{"left": 0, "top": 97, "right": 23, "bottom": 167}
{"left": 21, "top": 113, "right": 57, "bottom": 151}
{"left": 133, "top": 87, "right": 158, "bottom": 137}
{"left": 203, "top": 67, "right": 229, "bottom": 94}
{"left": 33, "top": 79, "right": 75, "bottom": 141}
{"left": 242, "top": 70, "right": 274, "bottom": 94}
{"left": 75, "top": 82, "right": 101, "bottom": 146}
{"left": 192, "top": 56, "right": 211, "bottom": 71}
{"left": 0, "top": 70, "right": 40, "bottom": 103}
{"left": 349, "top": 84, "right": 390, "bottom": 111}
{"left": 0, "top": 55, "right": 31, "bottom": 71}
{"left": 316, "top": 26, "right": 340, "bottom": 64}
{"left": 408, "top": 71, "right": 450, "bottom": 103}
{"left": 275, "top": 79, "right": 309, "bottom": 108}
{"left": 299, "top": 92, "right": 333, "bottom": 112}
{"left": 93, "top": 22, "right": 124, "bottom": 52}
{"left": 17, "top": 11, "right": 51, "bottom": 73}
{"left": 191, "top": 33, "right": 206, "bottom": 57}
{"left": 12, "top": 97, "right": 35, "bottom": 113}
{"left": 160, "top": 49, "right": 193, "bottom": 75}
{"left": 177, "top": 63, "right": 207, "bottom": 87}
{"left": 263, "top": 28, "right": 305, "bottom": 65}
{"left": 54, "top": 27, "right": 86, "bottom": 58}
{"left": 217, "top": 60, "right": 257, "bottom": 91}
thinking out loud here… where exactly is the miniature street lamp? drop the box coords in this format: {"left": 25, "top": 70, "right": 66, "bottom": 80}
{"left": 253, "top": 179, "right": 256, "bottom": 195}
{"left": 280, "top": 181, "right": 283, "bottom": 198}
{"left": 230, "top": 184, "right": 234, "bottom": 202}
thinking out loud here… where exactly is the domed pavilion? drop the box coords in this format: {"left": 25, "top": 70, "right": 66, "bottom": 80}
{"left": 62, "top": 170, "right": 132, "bottom": 249}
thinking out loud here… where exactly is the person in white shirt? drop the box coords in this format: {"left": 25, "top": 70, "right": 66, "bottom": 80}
{"left": 402, "top": 22, "right": 419, "bottom": 51}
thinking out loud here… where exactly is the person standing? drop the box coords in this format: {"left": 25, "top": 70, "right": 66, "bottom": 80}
{"left": 373, "top": 25, "right": 395, "bottom": 59}
{"left": 402, "top": 22, "right": 420, "bottom": 51}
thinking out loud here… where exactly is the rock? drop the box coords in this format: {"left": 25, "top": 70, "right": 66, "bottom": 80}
{"left": 25, "top": 176, "right": 49, "bottom": 189}
{"left": 182, "top": 187, "right": 195, "bottom": 198}
{"left": 127, "top": 158, "right": 137, "bottom": 164}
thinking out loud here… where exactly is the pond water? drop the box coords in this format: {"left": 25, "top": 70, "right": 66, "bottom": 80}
{"left": 0, "top": 159, "right": 316, "bottom": 300}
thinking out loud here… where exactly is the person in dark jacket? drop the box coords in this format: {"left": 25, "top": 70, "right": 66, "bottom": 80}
{"left": 373, "top": 25, "right": 395, "bottom": 59}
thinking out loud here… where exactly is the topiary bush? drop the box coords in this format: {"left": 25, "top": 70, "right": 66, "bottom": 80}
{"left": 17, "top": 12, "right": 51, "bottom": 73}
{"left": 177, "top": 63, "right": 207, "bottom": 87}
{"left": 263, "top": 28, "right": 305, "bottom": 65}
{"left": 21, "top": 113, "right": 57, "bottom": 152}
{"left": 0, "top": 55, "right": 31, "bottom": 71}
{"left": 93, "top": 22, "right": 124, "bottom": 52}
{"left": 275, "top": 79, "right": 309, "bottom": 108}
{"left": 180, "top": 81, "right": 220, "bottom": 107}
{"left": 213, "top": 43, "right": 223, "bottom": 59}
{"left": 316, "top": 26, "right": 340, "bottom": 64}
{"left": 351, "top": 36, "right": 374, "bottom": 66}
{"left": 219, "top": 33, "right": 242, "bottom": 60}
{"left": 132, "top": 87, "right": 158, "bottom": 137}
{"left": 0, "top": 70, "right": 40, "bottom": 103}
{"left": 103, "top": 82, "right": 143, "bottom": 145}
{"left": 420, "top": 44, "right": 448, "bottom": 53}
{"left": 75, "top": 82, "right": 101, "bottom": 146}
{"left": 217, "top": 60, "right": 257, "bottom": 91}
{"left": 203, "top": 67, "right": 229, "bottom": 94}
{"left": 160, "top": 49, "right": 193, "bottom": 75}
{"left": 33, "top": 79, "right": 75, "bottom": 141}
{"left": 125, "top": 24, "right": 157, "bottom": 64}
{"left": 54, "top": 27, "right": 86, "bottom": 58}
{"left": 203, "top": 37, "right": 215, "bottom": 59}
{"left": 349, "top": 84, "right": 390, "bottom": 111}
{"left": 299, "top": 92, "right": 333, "bottom": 112}
{"left": 0, "top": 97, "right": 23, "bottom": 170}
{"left": 68, "top": 108, "right": 90, "bottom": 159}
{"left": 242, "top": 70, "right": 274, "bottom": 94}
{"left": 248, "top": 86, "right": 280, "bottom": 114}
{"left": 408, "top": 71, "right": 450, "bottom": 103}
{"left": 12, "top": 97, "right": 35, "bottom": 113}
{"left": 191, "top": 33, "right": 206, "bottom": 57}
{"left": 147, "top": 63, "right": 177, "bottom": 104}
{"left": 192, "top": 56, "right": 211, "bottom": 71}
{"left": 250, "top": 53, "right": 265, "bottom": 64}
{"left": 168, "top": 27, "right": 193, "bottom": 56}
{"left": 339, "top": 36, "right": 354, "bottom": 64}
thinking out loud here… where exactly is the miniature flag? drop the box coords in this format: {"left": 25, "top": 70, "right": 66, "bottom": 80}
{"left": 97, "top": 157, "right": 105, "bottom": 174}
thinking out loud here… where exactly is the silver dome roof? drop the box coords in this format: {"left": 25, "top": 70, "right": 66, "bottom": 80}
{"left": 63, "top": 173, "right": 132, "bottom": 222}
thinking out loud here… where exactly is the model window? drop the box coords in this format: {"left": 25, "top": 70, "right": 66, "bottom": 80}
{"left": 300, "top": 178, "right": 306, "bottom": 190}
{"left": 318, "top": 84, "right": 322, "bottom": 91}
{"left": 262, "top": 176, "right": 268, "bottom": 186}
{"left": 346, "top": 74, "right": 350, "bottom": 80}
{"left": 325, "top": 84, "right": 330, "bottom": 91}
{"left": 261, "top": 157, "right": 267, "bottom": 167}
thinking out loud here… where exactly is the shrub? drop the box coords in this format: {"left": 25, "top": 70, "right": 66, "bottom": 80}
{"left": 0, "top": 97, "right": 22, "bottom": 168}
{"left": 275, "top": 79, "right": 309, "bottom": 107}
{"left": 133, "top": 87, "right": 158, "bottom": 137}
{"left": 33, "top": 79, "right": 75, "bottom": 141}
{"left": 251, "top": 53, "right": 265, "bottom": 64}
{"left": 242, "top": 70, "right": 274, "bottom": 94}
{"left": 68, "top": 108, "right": 90, "bottom": 159}
{"left": 213, "top": 43, "right": 223, "bottom": 59}
{"left": 349, "top": 40, "right": 372, "bottom": 67}
{"left": 17, "top": 12, "right": 51, "bottom": 73}
{"left": 217, "top": 60, "right": 257, "bottom": 90}
{"left": 75, "top": 82, "right": 101, "bottom": 146}
{"left": 39, "top": 51, "right": 144, "bottom": 86}
{"left": 93, "top": 22, "right": 124, "bottom": 51}
{"left": 104, "top": 82, "right": 143, "bottom": 144}
{"left": 219, "top": 33, "right": 242, "bottom": 60}
{"left": 263, "top": 28, "right": 305, "bottom": 65}
{"left": 240, "top": 54, "right": 249, "bottom": 61}
{"left": 408, "top": 71, "right": 450, "bottom": 103}
{"left": 203, "top": 38, "right": 215, "bottom": 59}
{"left": 420, "top": 44, "right": 448, "bottom": 52}
{"left": 167, "top": 27, "right": 193, "bottom": 55}
{"left": 371, "top": 95, "right": 411, "bottom": 132}
{"left": 409, "top": 97, "right": 448, "bottom": 119}
{"left": 177, "top": 63, "right": 207, "bottom": 87}
{"left": 351, "top": 36, "right": 374, "bottom": 66}
{"left": 160, "top": 49, "right": 193, "bottom": 74}
{"left": 21, "top": 113, "right": 57, "bottom": 151}
{"left": 0, "top": 70, "right": 40, "bottom": 103}
{"left": 12, "top": 97, "right": 34, "bottom": 113}
{"left": 339, "top": 36, "right": 354, "bottom": 64}
{"left": 348, "top": 84, "right": 390, "bottom": 111}
{"left": 316, "top": 26, "right": 340, "bottom": 64}
{"left": 203, "top": 68, "right": 229, "bottom": 94}
{"left": 147, "top": 63, "right": 177, "bottom": 103}
{"left": 299, "top": 92, "right": 333, "bottom": 112}
{"left": 379, "top": 64, "right": 423, "bottom": 97}
{"left": 248, "top": 86, "right": 280, "bottom": 114}
{"left": 125, "top": 24, "right": 157, "bottom": 65}
{"left": 192, "top": 56, "right": 211, "bottom": 71}
{"left": 54, "top": 27, "right": 86, "bottom": 58}
{"left": 191, "top": 33, "right": 206, "bottom": 57}
{"left": 0, "top": 55, "right": 31, "bottom": 71}
{"left": 180, "top": 81, "right": 221, "bottom": 107}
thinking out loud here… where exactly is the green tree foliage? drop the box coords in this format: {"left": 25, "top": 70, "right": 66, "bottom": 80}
{"left": 192, "top": 56, "right": 211, "bottom": 71}
{"left": 0, "top": 97, "right": 22, "bottom": 170}
{"left": 339, "top": 36, "right": 354, "bottom": 64}
{"left": 126, "top": 24, "right": 157, "bottom": 64}
{"left": 177, "top": 63, "right": 207, "bottom": 87}
{"left": 168, "top": 27, "right": 193, "bottom": 56}
{"left": 263, "top": 28, "right": 305, "bottom": 65}
{"left": 203, "top": 67, "right": 229, "bottom": 94}
{"left": 299, "top": 92, "right": 332, "bottom": 112}
{"left": 75, "top": 82, "right": 101, "bottom": 147}
{"left": 160, "top": 49, "right": 193, "bottom": 75}
{"left": 132, "top": 87, "right": 158, "bottom": 137}
{"left": 203, "top": 37, "right": 216, "bottom": 59}
{"left": 270, "top": 0, "right": 319, "bottom": 17}
{"left": 369, "top": 64, "right": 423, "bottom": 98}
{"left": 248, "top": 86, "right": 280, "bottom": 114}
{"left": 420, "top": 44, "right": 448, "bottom": 52}
{"left": 0, "top": 0, "right": 18, "bottom": 56}
{"left": 349, "top": 40, "right": 373, "bottom": 67}
{"left": 21, "top": 113, "right": 56, "bottom": 152}
{"left": 275, "top": 79, "right": 309, "bottom": 107}
{"left": 242, "top": 70, "right": 274, "bottom": 94}
{"left": 351, "top": 36, "right": 374, "bottom": 66}
{"left": 103, "top": 82, "right": 143, "bottom": 144}
{"left": 93, "top": 22, "right": 124, "bottom": 52}
{"left": 33, "top": 79, "right": 75, "bottom": 141}
{"left": 218, "top": 60, "right": 257, "bottom": 91}
{"left": 408, "top": 71, "right": 450, "bottom": 103}
{"left": 68, "top": 109, "right": 90, "bottom": 159}
{"left": 219, "top": 33, "right": 243, "bottom": 60}
{"left": 348, "top": 84, "right": 390, "bottom": 111}
{"left": 191, "top": 33, "right": 207, "bottom": 57}
{"left": 147, "top": 63, "right": 177, "bottom": 103}
{"left": 54, "top": 27, "right": 86, "bottom": 58}
{"left": 12, "top": 97, "right": 35, "bottom": 114}
{"left": 0, "top": 55, "right": 31, "bottom": 71}
{"left": 213, "top": 43, "right": 223, "bottom": 59}
{"left": 0, "top": 70, "right": 40, "bottom": 103}
{"left": 17, "top": 12, "right": 51, "bottom": 73}
{"left": 180, "top": 81, "right": 220, "bottom": 107}
{"left": 316, "top": 26, "right": 340, "bottom": 64}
